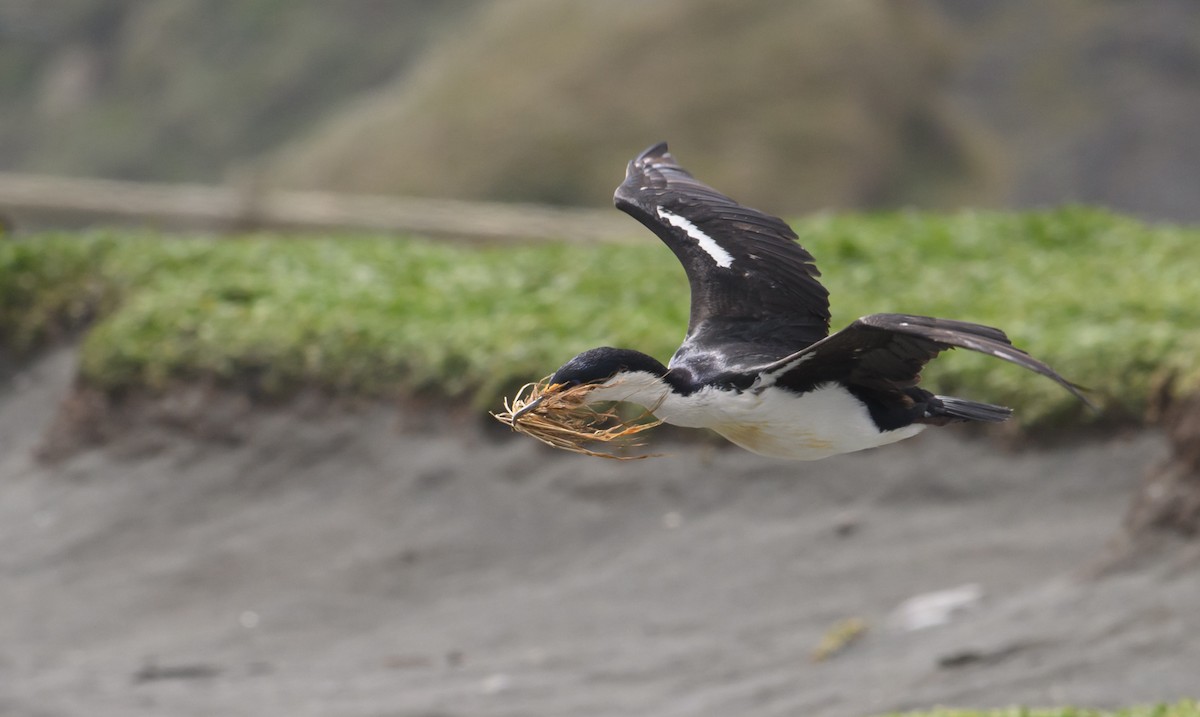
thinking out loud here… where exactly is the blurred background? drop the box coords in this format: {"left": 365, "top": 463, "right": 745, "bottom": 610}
{"left": 3, "top": 0, "right": 1200, "bottom": 221}
{"left": 4, "top": 3, "right": 1200, "bottom": 716}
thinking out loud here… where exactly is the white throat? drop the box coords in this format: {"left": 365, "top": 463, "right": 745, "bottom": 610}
{"left": 585, "top": 371, "right": 673, "bottom": 411}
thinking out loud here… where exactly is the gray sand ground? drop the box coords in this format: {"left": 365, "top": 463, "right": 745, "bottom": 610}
{"left": 2, "top": 350, "right": 1197, "bottom": 717}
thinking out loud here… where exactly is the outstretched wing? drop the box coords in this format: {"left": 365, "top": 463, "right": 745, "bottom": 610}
{"left": 614, "top": 142, "right": 830, "bottom": 366}
{"left": 760, "top": 313, "right": 1092, "bottom": 405}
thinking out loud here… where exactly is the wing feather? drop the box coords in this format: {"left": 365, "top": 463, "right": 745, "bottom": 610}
{"left": 614, "top": 142, "right": 830, "bottom": 360}
{"left": 762, "top": 313, "right": 1093, "bottom": 406}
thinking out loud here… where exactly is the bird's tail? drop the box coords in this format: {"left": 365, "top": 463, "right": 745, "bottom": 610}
{"left": 923, "top": 395, "right": 1013, "bottom": 424}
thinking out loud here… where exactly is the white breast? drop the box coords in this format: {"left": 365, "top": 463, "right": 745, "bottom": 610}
{"left": 655, "top": 383, "right": 925, "bottom": 461}
{"left": 586, "top": 373, "right": 924, "bottom": 461}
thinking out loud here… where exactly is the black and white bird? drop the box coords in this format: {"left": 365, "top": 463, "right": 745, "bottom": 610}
{"left": 518, "top": 142, "right": 1089, "bottom": 460}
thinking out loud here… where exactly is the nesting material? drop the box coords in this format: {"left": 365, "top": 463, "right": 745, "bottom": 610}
{"left": 492, "top": 378, "right": 663, "bottom": 460}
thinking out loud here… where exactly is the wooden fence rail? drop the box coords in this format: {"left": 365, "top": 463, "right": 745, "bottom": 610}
{"left": 0, "top": 171, "right": 634, "bottom": 243}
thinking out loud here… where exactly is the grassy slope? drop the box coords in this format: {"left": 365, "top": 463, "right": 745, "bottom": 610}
{"left": 2, "top": 208, "right": 1197, "bottom": 427}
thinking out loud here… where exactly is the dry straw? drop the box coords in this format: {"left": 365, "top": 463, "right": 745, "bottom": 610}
{"left": 492, "top": 378, "right": 662, "bottom": 460}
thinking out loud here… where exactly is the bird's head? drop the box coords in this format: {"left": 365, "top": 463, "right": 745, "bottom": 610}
{"left": 514, "top": 347, "right": 670, "bottom": 420}
{"left": 492, "top": 346, "right": 670, "bottom": 459}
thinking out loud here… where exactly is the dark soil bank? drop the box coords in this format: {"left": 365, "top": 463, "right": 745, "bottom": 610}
{"left": 2, "top": 351, "right": 1197, "bottom": 717}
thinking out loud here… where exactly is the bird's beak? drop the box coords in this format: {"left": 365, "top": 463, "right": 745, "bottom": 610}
{"left": 512, "top": 382, "right": 565, "bottom": 421}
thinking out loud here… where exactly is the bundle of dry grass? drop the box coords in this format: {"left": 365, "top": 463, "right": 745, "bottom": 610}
{"left": 492, "top": 378, "right": 662, "bottom": 460}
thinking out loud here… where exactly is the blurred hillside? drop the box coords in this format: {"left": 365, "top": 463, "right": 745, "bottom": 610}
{"left": 266, "top": 0, "right": 997, "bottom": 213}
{"left": 3, "top": 0, "right": 1200, "bottom": 219}
{"left": 0, "top": 0, "right": 479, "bottom": 181}
{"left": 935, "top": 1, "right": 1200, "bottom": 221}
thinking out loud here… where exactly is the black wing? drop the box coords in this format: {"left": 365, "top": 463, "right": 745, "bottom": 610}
{"left": 614, "top": 142, "right": 830, "bottom": 369}
{"left": 760, "top": 313, "right": 1093, "bottom": 405}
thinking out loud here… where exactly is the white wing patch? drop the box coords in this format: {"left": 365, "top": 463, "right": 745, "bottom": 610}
{"left": 757, "top": 352, "right": 814, "bottom": 387}
{"left": 656, "top": 208, "right": 734, "bottom": 268}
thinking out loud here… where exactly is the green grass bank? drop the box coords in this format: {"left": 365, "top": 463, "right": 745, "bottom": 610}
{"left": 2, "top": 207, "right": 1196, "bottom": 427}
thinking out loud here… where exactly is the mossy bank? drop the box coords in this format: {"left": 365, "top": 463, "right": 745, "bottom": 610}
{"left": 3, "top": 207, "right": 1196, "bottom": 428}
